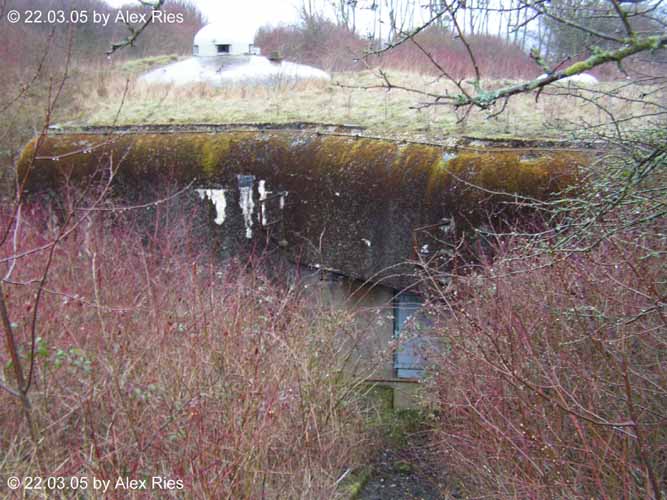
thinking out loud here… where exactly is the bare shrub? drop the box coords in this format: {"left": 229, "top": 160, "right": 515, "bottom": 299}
{"left": 256, "top": 21, "right": 539, "bottom": 79}
{"left": 425, "top": 223, "right": 667, "bottom": 499}
{"left": 255, "top": 17, "right": 368, "bottom": 72}
{"left": 0, "top": 196, "right": 372, "bottom": 498}
{"left": 379, "top": 27, "right": 538, "bottom": 80}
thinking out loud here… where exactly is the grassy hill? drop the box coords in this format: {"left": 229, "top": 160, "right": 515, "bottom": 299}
{"left": 67, "top": 61, "right": 652, "bottom": 142}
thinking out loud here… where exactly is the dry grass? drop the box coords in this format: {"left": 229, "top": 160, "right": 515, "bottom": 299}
{"left": 66, "top": 63, "right": 665, "bottom": 141}
{"left": 118, "top": 54, "right": 186, "bottom": 76}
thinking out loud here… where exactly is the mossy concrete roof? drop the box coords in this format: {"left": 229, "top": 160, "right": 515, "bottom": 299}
{"left": 19, "top": 125, "right": 591, "bottom": 287}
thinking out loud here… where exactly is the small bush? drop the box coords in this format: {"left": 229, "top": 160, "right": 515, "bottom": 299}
{"left": 426, "top": 224, "right": 667, "bottom": 499}
{"left": 379, "top": 27, "right": 538, "bottom": 80}
{"left": 256, "top": 22, "right": 537, "bottom": 79}
{"left": 255, "top": 17, "right": 368, "bottom": 72}
{"left": 0, "top": 197, "right": 372, "bottom": 498}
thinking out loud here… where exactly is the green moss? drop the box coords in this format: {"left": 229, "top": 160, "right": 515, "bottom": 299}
{"left": 199, "top": 135, "right": 234, "bottom": 177}
{"left": 445, "top": 151, "right": 581, "bottom": 200}
{"left": 18, "top": 131, "right": 586, "bottom": 214}
{"left": 563, "top": 60, "right": 593, "bottom": 77}
{"left": 393, "top": 461, "right": 413, "bottom": 475}
{"left": 361, "top": 384, "right": 395, "bottom": 415}
{"left": 340, "top": 467, "right": 371, "bottom": 499}
{"left": 562, "top": 36, "right": 665, "bottom": 77}
{"left": 396, "top": 144, "right": 441, "bottom": 174}
{"left": 17, "top": 129, "right": 588, "bottom": 290}
{"left": 306, "top": 136, "right": 399, "bottom": 175}
{"left": 384, "top": 409, "right": 428, "bottom": 447}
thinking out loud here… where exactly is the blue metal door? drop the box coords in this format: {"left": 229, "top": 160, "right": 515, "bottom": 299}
{"left": 393, "top": 292, "right": 428, "bottom": 379}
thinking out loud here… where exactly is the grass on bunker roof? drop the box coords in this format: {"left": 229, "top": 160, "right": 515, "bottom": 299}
{"left": 72, "top": 60, "right": 656, "bottom": 143}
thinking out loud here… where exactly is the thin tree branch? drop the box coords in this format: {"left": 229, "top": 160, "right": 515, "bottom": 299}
{"left": 107, "top": 0, "right": 166, "bottom": 56}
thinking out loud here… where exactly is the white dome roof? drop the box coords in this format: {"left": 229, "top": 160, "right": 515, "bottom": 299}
{"left": 194, "top": 22, "right": 253, "bottom": 49}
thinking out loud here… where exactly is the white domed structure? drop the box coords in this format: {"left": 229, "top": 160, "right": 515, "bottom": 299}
{"left": 139, "top": 23, "right": 330, "bottom": 87}
{"left": 192, "top": 22, "right": 260, "bottom": 57}
{"left": 561, "top": 73, "right": 599, "bottom": 85}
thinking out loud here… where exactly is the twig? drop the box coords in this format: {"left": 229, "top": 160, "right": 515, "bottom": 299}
{"left": 106, "top": 1, "right": 166, "bottom": 56}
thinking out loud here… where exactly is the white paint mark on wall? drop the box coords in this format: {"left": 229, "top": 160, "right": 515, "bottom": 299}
{"left": 258, "top": 180, "right": 268, "bottom": 200}
{"left": 198, "top": 178, "right": 286, "bottom": 238}
{"left": 259, "top": 179, "right": 288, "bottom": 225}
{"left": 196, "top": 188, "right": 227, "bottom": 225}
{"left": 238, "top": 176, "right": 255, "bottom": 239}
{"left": 258, "top": 179, "right": 270, "bottom": 226}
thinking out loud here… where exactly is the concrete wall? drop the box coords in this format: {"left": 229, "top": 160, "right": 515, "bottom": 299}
{"left": 18, "top": 126, "right": 589, "bottom": 408}
{"left": 19, "top": 128, "right": 586, "bottom": 291}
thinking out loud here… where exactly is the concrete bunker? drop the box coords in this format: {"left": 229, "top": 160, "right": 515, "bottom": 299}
{"left": 192, "top": 22, "right": 259, "bottom": 57}
{"left": 18, "top": 125, "right": 588, "bottom": 407}
{"left": 140, "top": 22, "right": 329, "bottom": 86}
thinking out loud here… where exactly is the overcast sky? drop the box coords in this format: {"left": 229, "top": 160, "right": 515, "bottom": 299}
{"left": 105, "top": 0, "right": 306, "bottom": 40}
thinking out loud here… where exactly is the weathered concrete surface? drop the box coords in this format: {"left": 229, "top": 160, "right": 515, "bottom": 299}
{"left": 18, "top": 126, "right": 588, "bottom": 288}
